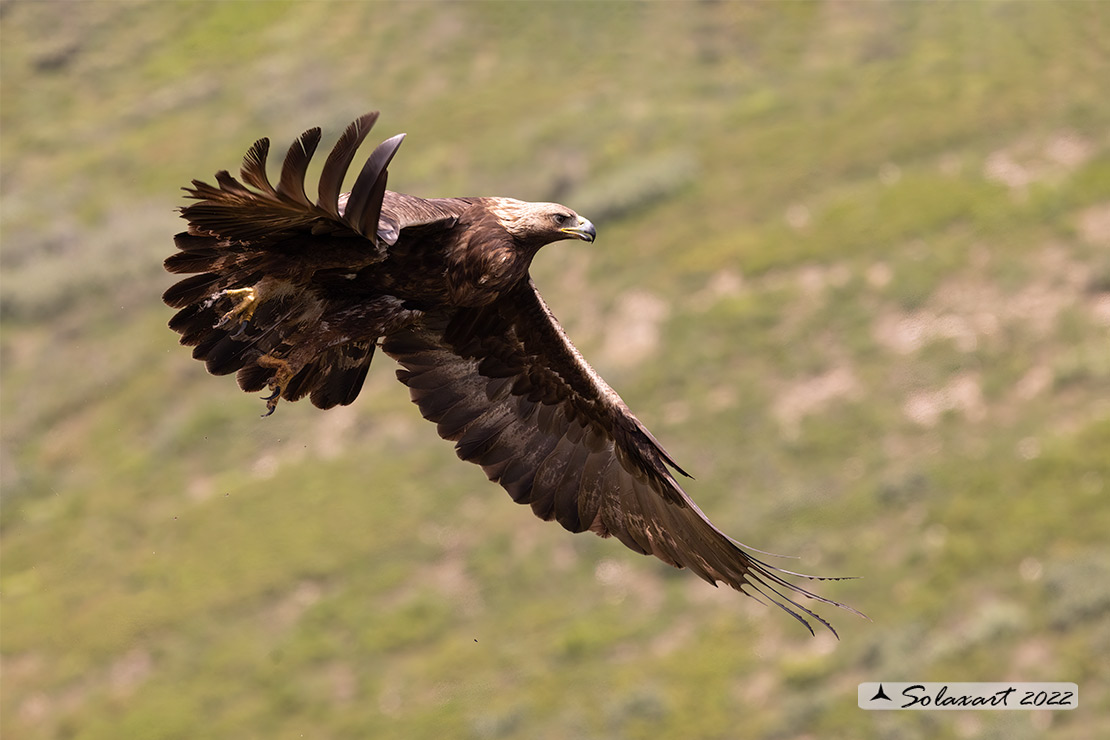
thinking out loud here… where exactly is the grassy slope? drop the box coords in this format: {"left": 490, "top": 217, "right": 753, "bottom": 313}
{"left": 3, "top": 1, "right": 1109, "bottom": 738}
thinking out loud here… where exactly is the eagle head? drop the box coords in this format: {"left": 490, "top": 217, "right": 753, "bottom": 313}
{"left": 486, "top": 198, "right": 596, "bottom": 248}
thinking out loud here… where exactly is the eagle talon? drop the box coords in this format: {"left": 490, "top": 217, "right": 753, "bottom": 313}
{"left": 216, "top": 287, "right": 259, "bottom": 329}
{"left": 230, "top": 321, "right": 253, "bottom": 341}
{"left": 256, "top": 354, "right": 295, "bottom": 416}
{"left": 259, "top": 385, "right": 283, "bottom": 416}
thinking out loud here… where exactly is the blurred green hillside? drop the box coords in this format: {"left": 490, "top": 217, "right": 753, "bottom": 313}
{"left": 2, "top": 1, "right": 1109, "bottom": 738}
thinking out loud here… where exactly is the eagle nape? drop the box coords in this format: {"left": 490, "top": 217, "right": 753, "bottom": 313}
{"left": 163, "top": 111, "right": 861, "bottom": 636}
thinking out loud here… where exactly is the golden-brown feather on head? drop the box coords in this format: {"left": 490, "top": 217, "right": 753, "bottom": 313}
{"left": 485, "top": 197, "right": 596, "bottom": 247}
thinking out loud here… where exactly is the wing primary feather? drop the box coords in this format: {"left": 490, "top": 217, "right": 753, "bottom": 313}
{"left": 212, "top": 171, "right": 251, "bottom": 197}
{"left": 740, "top": 570, "right": 840, "bottom": 638}
{"left": 346, "top": 133, "right": 406, "bottom": 238}
{"left": 240, "top": 138, "right": 276, "bottom": 195}
{"left": 276, "top": 127, "right": 322, "bottom": 207}
{"left": 317, "top": 111, "right": 380, "bottom": 218}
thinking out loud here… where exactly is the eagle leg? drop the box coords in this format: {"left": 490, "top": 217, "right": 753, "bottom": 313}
{"left": 215, "top": 287, "right": 260, "bottom": 330}
{"left": 257, "top": 354, "right": 294, "bottom": 416}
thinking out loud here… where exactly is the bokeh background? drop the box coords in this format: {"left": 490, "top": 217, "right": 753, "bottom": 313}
{"left": 3, "top": 2, "right": 1109, "bottom": 738}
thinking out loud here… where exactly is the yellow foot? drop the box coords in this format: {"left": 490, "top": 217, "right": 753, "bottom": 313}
{"left": 216, "top": 287, "right": 259, "bottom": 330}
{"left": 257, "top": 354, "right": 294, "bottom": 417}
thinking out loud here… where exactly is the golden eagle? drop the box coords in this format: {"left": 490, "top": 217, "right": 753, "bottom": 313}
{"left": 164, "top": 113, "right": 857, "bottom": 635}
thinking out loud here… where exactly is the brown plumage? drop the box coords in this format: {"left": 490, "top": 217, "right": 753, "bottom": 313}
{"left": 164, "top": 112, "right": 860, "bottom": 635}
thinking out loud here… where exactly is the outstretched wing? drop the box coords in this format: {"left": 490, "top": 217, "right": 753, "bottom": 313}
{"left": 382, "top": 280, "right": 860, "bottom": 635}
{"left": 165, "top": 112, "right": 467, "bottom": 411}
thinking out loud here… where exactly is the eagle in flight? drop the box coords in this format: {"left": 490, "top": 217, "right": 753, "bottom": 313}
{"left": 164, "top": 113, "right": 857, "bottom": 635}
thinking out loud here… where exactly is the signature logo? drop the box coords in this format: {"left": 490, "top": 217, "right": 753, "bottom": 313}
{"left": 858, "top": 682, "right": 1078, "bottom": 710}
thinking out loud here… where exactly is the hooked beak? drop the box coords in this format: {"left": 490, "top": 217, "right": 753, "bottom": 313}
{"left": 560, "top": 216, "right": 596, "bottom": 243}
